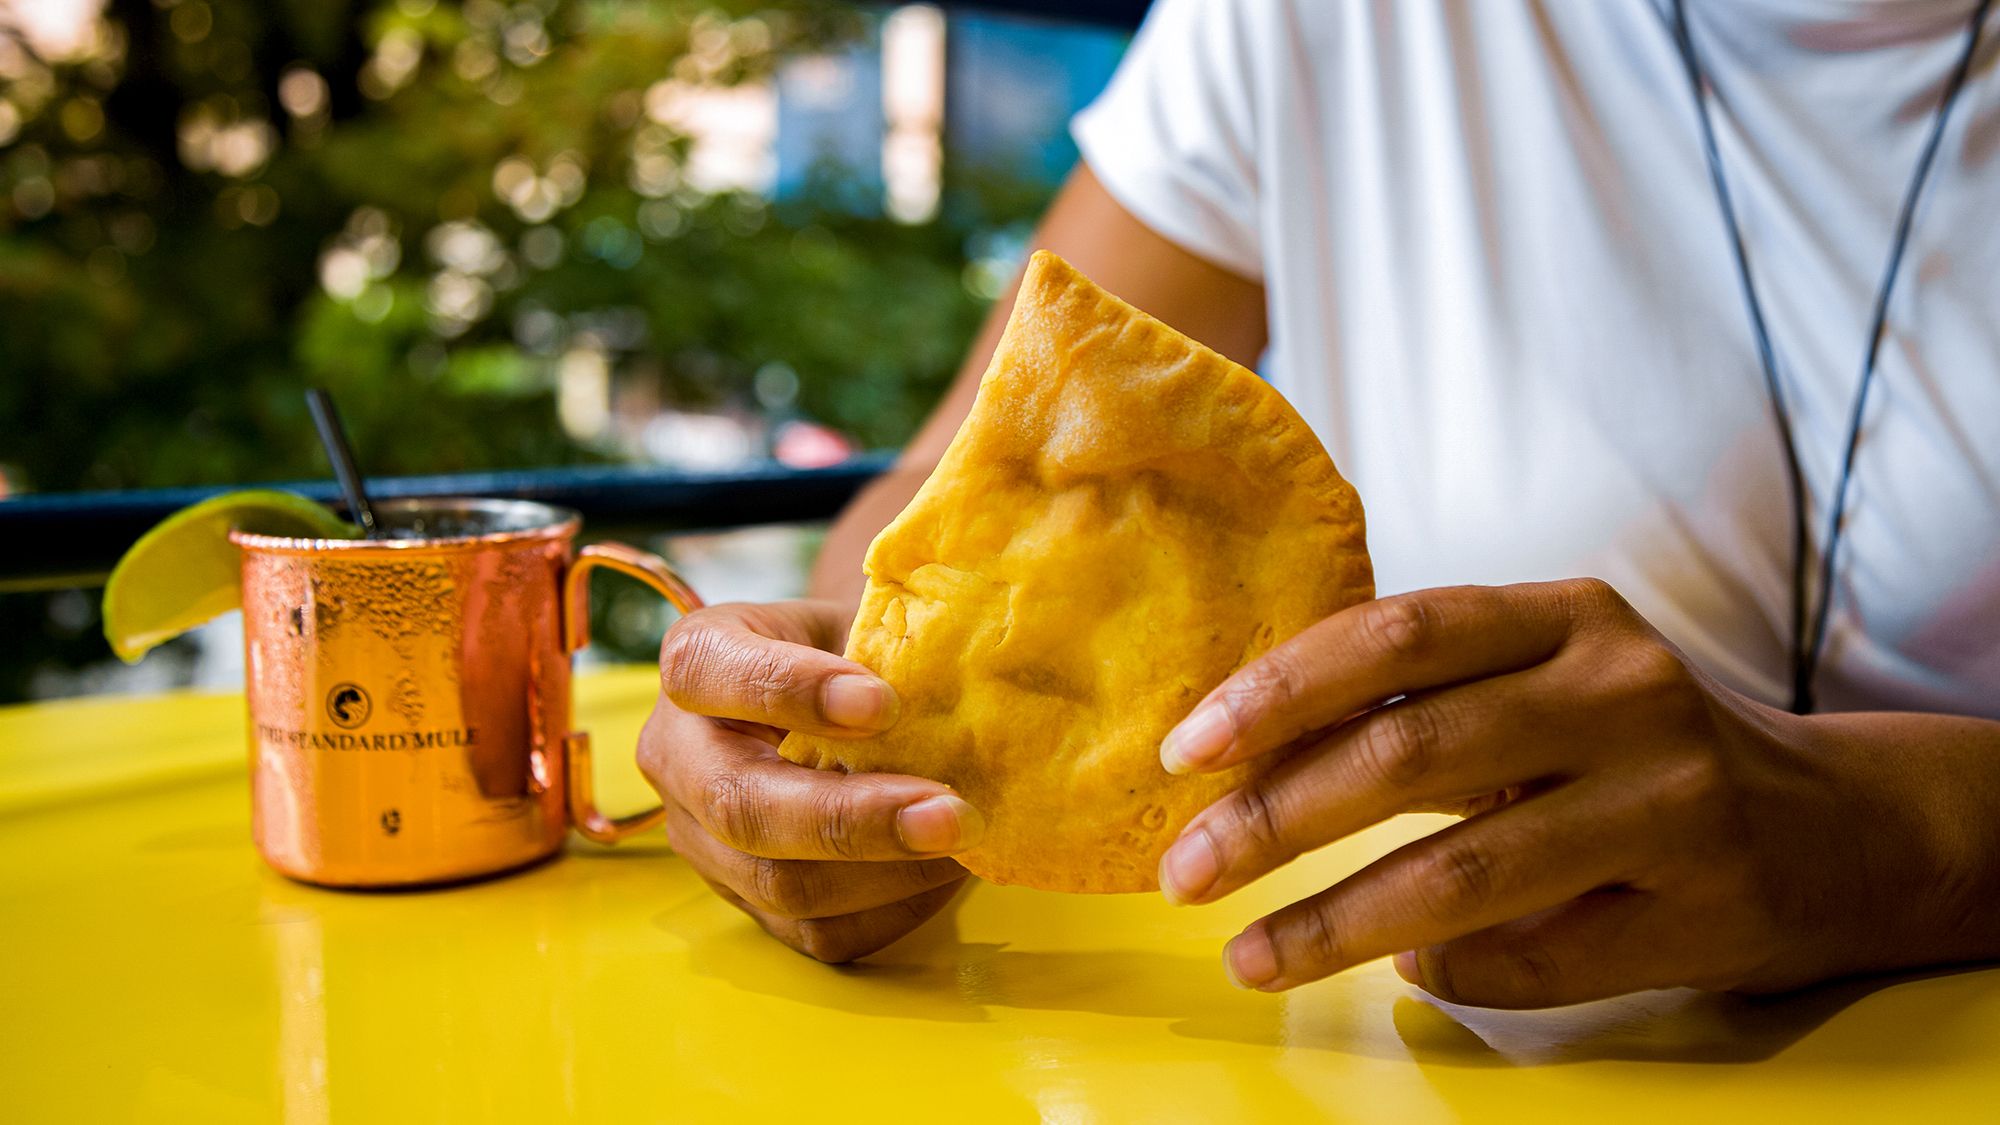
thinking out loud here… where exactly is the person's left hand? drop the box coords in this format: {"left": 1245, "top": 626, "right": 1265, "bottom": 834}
{"left": 1153, "top": 578, "right": 1976, "bottom": 1008}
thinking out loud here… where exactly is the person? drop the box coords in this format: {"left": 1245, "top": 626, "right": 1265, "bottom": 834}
{"left": 635, "top": 0, "right": 2000, "bottom": 1009}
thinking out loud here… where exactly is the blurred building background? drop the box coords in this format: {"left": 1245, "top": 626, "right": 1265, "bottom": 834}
{"left": 0, "top": 0, "right": 1140, "bottom": 701}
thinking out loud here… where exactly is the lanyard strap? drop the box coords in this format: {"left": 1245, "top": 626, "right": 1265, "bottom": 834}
{"left": 1665, "top": 0, "right": 1991, "bottom": 713}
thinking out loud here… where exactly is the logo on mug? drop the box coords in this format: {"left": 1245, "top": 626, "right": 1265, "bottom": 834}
{"left": 326, "top": 683, "right": 372, "bottom": 729}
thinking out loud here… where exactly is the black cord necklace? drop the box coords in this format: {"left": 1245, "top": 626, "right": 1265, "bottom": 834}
{"left": 1665, "top": 0, "right": 1991, "bottom": 714}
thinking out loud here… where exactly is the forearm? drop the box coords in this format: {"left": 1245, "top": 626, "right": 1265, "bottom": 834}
{"left": 807, "top": 466, "right": 936, "bottom": 604}
{"left": 807, "top": 218, "right": 1014, "bottom": 606}
{"left": 1803, "top": 709, "right": 2000, "bottom": 971}
{"left": 807, "top": 274, "right": 1005, "bottom": 605}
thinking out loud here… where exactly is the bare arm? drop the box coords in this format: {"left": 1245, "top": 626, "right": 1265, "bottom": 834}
{"left": 808, "top": 163, "right": 1269, "bottom": 603}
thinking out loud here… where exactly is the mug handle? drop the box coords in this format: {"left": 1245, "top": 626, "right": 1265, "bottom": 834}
{"left": 561, "top": 542, "right": 705, "bottom": 845}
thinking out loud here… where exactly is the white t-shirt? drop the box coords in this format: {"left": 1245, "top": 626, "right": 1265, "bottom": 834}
{"left": 1072, "top": 0, "right": 2000, "bottom": 717}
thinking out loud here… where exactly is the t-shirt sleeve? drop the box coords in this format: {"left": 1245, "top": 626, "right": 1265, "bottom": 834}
{"left": 1071, "top": 0, "right": 1265, "bottom": 280}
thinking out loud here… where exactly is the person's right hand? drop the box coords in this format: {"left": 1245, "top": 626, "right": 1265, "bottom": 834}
{"left": 637, "top": 599, "right": 982, "bottom": 962}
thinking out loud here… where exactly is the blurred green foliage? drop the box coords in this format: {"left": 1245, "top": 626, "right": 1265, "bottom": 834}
{"left": 0, "top": 0, "right": 1051, "bottom": 701}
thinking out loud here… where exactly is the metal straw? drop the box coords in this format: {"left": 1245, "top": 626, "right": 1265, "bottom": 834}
{"left": 305, "top": 388, "right": 380, "bottom": 538}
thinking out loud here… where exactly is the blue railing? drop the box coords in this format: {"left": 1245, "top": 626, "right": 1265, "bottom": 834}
{"left": 951, "top": 1, "right": 1148, "bottom": 27}
{"left": 0, "top": 456, "right": 895, "bottom": 591}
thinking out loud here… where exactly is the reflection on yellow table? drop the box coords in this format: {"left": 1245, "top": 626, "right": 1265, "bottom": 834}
{"left": 4, "top": 667, "right": 1997, "bottom": 1122}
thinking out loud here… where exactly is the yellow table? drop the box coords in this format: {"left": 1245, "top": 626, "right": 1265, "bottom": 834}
{"left": 5, "top": 667, "right": 1997, "bottom": 1122}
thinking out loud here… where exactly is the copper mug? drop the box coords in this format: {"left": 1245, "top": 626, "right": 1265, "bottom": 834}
{"left": 230, "top": 498, "right": 701, "bottom": 887}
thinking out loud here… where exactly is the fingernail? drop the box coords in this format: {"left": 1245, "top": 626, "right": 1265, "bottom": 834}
{"left": 1393, "top": 950, "right": 1423, "bottom": 987}
{"left": 896, "top": 795, "right": 983, "bottom": 854}
{"left": 823, "top": 674, "right": 895, "bottom": 729}
{"left": 1225, "top": 925, "right": 1279, "bottom": 990}
{"left": 1161, "top": 704, "right": 1233, "bottom": 774}
{"left": 1158, "top": 829, "right": 1219, "bottom": 906}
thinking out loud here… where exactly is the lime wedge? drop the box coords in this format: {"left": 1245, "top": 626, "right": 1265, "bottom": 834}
{"left": 102, "top": 489, "right": 360, "bottom": 663}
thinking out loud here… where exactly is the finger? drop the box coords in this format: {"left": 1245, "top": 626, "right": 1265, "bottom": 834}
{"left": 660, "top": 601, "right": 897, "bottom": 736}
{"left": 663, "top": 802, "right": 967, "bottom": 919}
{"left": 1162, "top": 579, "right": 1624, "bottom": 774}
{"left": 727, "top": 878, "right": 967, "bottom": 964}
{"left": 1399, "top": 890, "right": 1663, "bottom": 1009}
{"left": 640, "top": 710, "right": 983, "bottom": 861}
{"left": 1162, "top": 672, "right": 1579, "bottom": 905}
{"left": 1222, "top": 777, "right": 1650, "bottom": 992}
